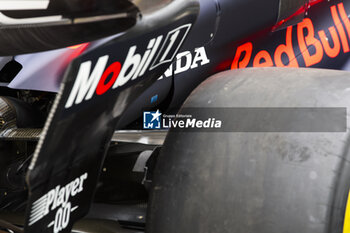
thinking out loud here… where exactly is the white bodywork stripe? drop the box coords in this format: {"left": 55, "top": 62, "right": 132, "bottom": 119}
{"left": 0, "top": 0, "right": 50, "bottom": 10}
{"left": 0, "top": 12, "right": 64, "bottom": 25}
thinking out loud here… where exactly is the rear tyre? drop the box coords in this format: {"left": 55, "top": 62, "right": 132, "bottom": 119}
{"left": 147, "top": 68, "right": 350, "bottom": 233}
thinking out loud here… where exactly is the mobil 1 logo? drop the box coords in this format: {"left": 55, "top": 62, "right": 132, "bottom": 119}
{"left": 150, "top": 24, "right": 192, "bottom": 70}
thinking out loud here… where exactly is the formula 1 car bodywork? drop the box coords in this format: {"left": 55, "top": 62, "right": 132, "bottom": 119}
{"left": 0, "top": 0, "right": 350, "bottom": 233}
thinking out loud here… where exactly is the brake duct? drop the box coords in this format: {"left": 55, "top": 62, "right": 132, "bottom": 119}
{"left": 0, "top": 97, "right": 42, "bottom": 141}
